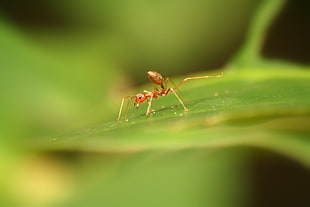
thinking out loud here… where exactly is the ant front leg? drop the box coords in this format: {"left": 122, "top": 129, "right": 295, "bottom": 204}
{"left": 117, "top": 96, "right": 134, "bottom": 121}
{"left": 146, "top": 94, "right": 154, "bottom": 115}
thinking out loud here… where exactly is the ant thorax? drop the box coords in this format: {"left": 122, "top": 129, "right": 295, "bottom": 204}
{"left": 145, "top": 91, "right": 159, "bottom": 98}
{"left": 155, "top": 89, "right": 167, "bottom": 96}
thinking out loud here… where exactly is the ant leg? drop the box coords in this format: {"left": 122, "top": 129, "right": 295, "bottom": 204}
{"left": 173, "top": 72, "right": 223, "bottom": 90}
{"left": 117, "top": 96, "right": 134, "bottom": 120}
{"left": 165, "top": 77, "right": 181, "bottom": 93}
{"left": 146, "top": 95, "right": 154, "bottom": 115}
{"left": 124, "top": 98, "right": 132, "bottom": 119}
{"left": 169, "top": 88, "right": 190, "bottom": 111}
{"left": 117, "top": 97, "right": 126, "bottom": 120}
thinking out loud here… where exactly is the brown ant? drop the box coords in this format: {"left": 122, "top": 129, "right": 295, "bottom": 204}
{"left": 117, "top": 71, "right": 223, "bottom": 120}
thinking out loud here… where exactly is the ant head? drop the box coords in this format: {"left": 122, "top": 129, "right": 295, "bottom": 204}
{"left": 134, "top": 93, "right": 147, "bottom": 108}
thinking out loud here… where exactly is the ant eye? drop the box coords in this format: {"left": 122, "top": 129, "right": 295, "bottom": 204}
{"left": 136, "top": 93, "right": 145, "bottom": 101}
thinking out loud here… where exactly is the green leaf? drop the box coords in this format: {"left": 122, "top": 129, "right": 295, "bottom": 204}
{"left": 38, "top": 67, "right": 310, "bottom": 207}
{"left": 231, "top": 0, "right": 286, "bottom": 67}
{"left": 44, "top": 68, "right": 310, "bottom": 166}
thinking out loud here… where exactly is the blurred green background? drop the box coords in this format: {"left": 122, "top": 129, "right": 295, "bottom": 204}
{"left": 1, "top": 0, "right": 310, "bottom": 207}
{"left": 0, "top": 0, "right": 264, "bottom": 139}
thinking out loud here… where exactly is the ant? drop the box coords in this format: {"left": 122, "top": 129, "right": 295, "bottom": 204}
{"left": 117, "top": 71, "right": 223, "bottom": 120}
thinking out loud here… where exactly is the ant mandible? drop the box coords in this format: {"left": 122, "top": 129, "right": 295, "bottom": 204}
{"left": 117, "top": 71, "right": 223, "bottom": 120}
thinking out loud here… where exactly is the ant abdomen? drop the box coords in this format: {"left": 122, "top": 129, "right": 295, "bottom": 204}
{"left": 147, "top": 71, "right": 163, "bottom": 87}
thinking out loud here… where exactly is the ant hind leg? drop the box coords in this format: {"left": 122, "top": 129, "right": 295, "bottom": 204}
{"left": 169, "top": 88, "right": 189, "bottom": 111}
